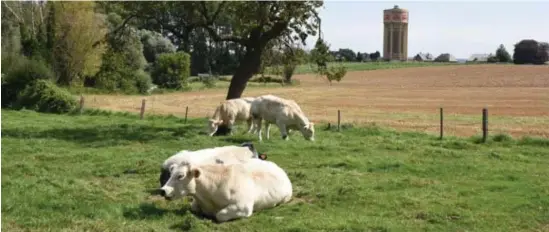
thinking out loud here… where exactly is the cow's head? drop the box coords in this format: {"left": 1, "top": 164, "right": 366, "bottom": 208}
{"left": 300, "top": 122, "right": 315, "bottom": 141}
{"left": 159, "top": 163, "right": 200, "bottom": 201}
{"left": 207, "top": 119, "right": 223, "bottom": 136}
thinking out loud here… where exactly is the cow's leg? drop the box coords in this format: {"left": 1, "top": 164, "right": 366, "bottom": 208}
{"left": 246, "top": 118, "right": 254, "bottom": 134}
{"left": 227, "top": 119, "right": 236, "bottom": 135}
{"left": 255, "top": 118, "right": 263, "bottom": 141}
{"left": 265, "top": 121, "right": 271, "bottom": 140}
{"left": 215, "top": 203, "right": 254, "bottom": 222}
{"left": 276, "top": 120, "right": 289, "bottom": 140}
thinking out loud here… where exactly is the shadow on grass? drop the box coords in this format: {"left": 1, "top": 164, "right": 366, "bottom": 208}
{"left": 123, "top": 203, "right": 189, "bottom": 220}
{"left": 1, "top": 123, "right": 205, "bottom": 147}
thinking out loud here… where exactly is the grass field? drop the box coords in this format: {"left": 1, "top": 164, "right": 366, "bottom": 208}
{"left": 2, "top": 109, "right": 549, "bottom": 232}
{"left": 84, "top": 64, "right": 549, "bottom": 138}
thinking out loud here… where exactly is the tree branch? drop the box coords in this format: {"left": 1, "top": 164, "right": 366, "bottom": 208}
{"left": 196, "top": 2, "right": 246, "bottom": 45}
{"left": 261, "top": 21, "right": 289, "bottom": 42}
{"left": 2, "top": 1, "right": 23, "bottom": 23}
{"left": 200, "top": 25, "right": 247, "bottom": 45}
{"left": 92, "top": 14, "right": 137, "bottom": 48}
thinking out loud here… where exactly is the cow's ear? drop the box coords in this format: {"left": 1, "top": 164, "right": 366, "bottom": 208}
{"left": 191, "top": 169, "right": 201, "bottom": 178}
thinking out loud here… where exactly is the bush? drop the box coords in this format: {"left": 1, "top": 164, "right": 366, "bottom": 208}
{"left": 201, "top": 75, "right": 218, "bottom": 88}
{"left": 1, "top": 55, "right": 56, "bottom": 108}
{"left": 487, "top": 55, "right": 499, "bottom": 63}
{"left": 93, "top": 49, "right": 152, "bottom": 94}
{"left": 326, "top": 65, "right": 347, "bottom": 85}
{"left": 14, "top": 79, "right": 77, "bottom": 113}
{"left": 135, "top": 70, "right": 153, "bottom": 94}
{"left": 282, "top": 64, "right": 296, "bottom": 84}
{"left": 152, "top": 52, "right": 191, "bottom": 89}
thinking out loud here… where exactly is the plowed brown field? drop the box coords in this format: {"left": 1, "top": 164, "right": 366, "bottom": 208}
{"left": 85, "top": 64, "right": 549, "bottom": 138}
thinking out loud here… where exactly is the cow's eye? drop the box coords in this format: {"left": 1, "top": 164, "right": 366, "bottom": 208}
{"left": 177, "top": 174, "right": 184, "bottom": 180}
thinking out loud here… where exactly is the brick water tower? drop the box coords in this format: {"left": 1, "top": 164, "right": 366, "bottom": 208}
{"left": 383, "top": 5, "right": 409, "bottom": 61}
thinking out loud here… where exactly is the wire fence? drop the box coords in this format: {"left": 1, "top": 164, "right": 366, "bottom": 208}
{"left": 78, "top": 95, "right": 549, "bottom": 140}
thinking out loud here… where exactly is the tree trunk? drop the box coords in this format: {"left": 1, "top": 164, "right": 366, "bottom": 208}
{"left": 226, "top": 46, "right": 262, "bottom": 100}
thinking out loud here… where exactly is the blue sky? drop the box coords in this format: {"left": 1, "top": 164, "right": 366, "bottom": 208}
{"left": 303, "top": 1, "right": 549, "bottom": 59}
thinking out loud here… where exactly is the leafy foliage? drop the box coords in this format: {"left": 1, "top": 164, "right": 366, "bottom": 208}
{"left": 1, "top": 55, "right": 56, "bottom": 108}
{"left": 138, "top": 29, "right": 177, "bottom": 64}
{"left": 513, "top": 39, "right": 549, "bottom": 65}
{"left": 325, "top": 65, "right": 347, "bottom": 84}
{"left": 14, "top": 79, "right": 77, "bottom": 113}
{"left": 495, "top": 44, "right": 512, "bottom": 63}
{"left": 152, "top": 52, "right": 191, "bottom": 89}
{"left": 487, "top": 54, "right": 499, "bottom": 63}
{"left": 115, "top": 1, "right": 323, "bottom": 99}
{"left": 49, "top": 1, "right": 108, "bottom": 86}
{"left": 310, "top": 38, "right": 347, "bottom": 85}
{"left": 369, "top": 51, "right": 381, "bottom": 61}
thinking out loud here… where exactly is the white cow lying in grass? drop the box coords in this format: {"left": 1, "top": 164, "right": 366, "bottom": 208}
{"left": 159, "top": 142, "right": 266, "bottom": 187}
{"left": 208, "top": 97, "right": 256, "bottom": 136}
{"left": 250, "top": 94, "right": 315, "bottom": 141}
{"left": 159, "top": 158, "right": 293, "bottom": 223}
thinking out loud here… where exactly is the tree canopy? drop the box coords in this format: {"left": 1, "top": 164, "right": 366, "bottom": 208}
{"left": 111, "top": 1, "right": 324, "bottom": 99}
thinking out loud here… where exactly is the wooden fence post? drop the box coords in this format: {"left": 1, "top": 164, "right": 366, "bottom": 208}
{"left": 482, "top": 108, "right": 488, "bottom": 143}
{"left": 184, "top": 106, "right": 189, "bottom": 124}
{"left": 337, "top": 110, "right": 341, "bottom": 132}
{"left": 79, "top": 95, "right": 85, "bottom": 114}
{"left": 439, "top": 107, "right": 444, "bottom": 139}
{"left": 140, "top": 99, "right": 146, "bottom": 120}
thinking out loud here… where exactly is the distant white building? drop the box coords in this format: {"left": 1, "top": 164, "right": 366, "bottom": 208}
{"left": 413, "top": 52, "right": 433, "bottom": 62}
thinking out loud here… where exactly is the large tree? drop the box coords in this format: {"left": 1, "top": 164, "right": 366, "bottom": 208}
{"left": 194, "top": 1, "right": 323, "bottom": 99}
{"left": 109, "top": 1, "right": 323, "bottom": 99}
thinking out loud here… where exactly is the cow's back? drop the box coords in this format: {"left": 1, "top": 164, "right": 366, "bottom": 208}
{"left": 241, "top": 159, "right": 293, "bottom": 210}
{"left": 223, "top": 98, "right": 252, "bottom": 120}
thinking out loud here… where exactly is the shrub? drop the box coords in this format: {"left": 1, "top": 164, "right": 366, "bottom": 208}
{"left": 15, "top": 79, "right": 77, "bottom": 113}
{"left": 282, "top": 63, "right": 297, "bottom": 84}
{"left": 1, "top": 55, "right": 56, "bottom": 108}
{"left": 201, "top": 75, "right": 218, "bottom": 88}
{"left": 93, "top": 49, "right": 151, "bottom": 94}
{"left": 135, "top": 70, "right": 153, "bottom": 94}
{"left": 152, "top": 52, "right": 191, "bottom": 89}
{"left": 487, "top": 55, "right": 499, "bottom": 63}
{"left": 326, "top": 65, "right": 347, "bottom": 85}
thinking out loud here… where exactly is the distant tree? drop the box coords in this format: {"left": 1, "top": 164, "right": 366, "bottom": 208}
{"left": 356, "top": 52, "right": 363, "bottom": 62}
{"left": 362, "top": 52, "right": 370, "bottom": 62}
{"left": 536, "top": 42, "right": 549, "bottom": 64}
{"left": 513, "top": 39, "right": 545, "bottom": 64}
{"left": 337, "top": 48, "right": 356, "bottom": 62}
{"left": 369, "top": 51, "right": 381, "bottom": 61}
{"left": 310, "top": 38, "right": 347, "bottom": 85}
{"left": 138, "top": 29, "right": 176, "bottom": 63}
{"left": 495, "top": 44, "right": 512, "bottom": 63}
{"left": 49, "top": 1, "right": 108, "bottom": 86}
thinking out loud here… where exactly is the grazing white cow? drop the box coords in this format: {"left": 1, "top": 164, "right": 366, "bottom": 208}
{"left": 159, "top": 158, "right": 293, "bottom": 222}
{"left": 208, "top": 97, "right": 256, "bottom": 136}
{"left": 250, "top": 95, "right": 315, "bottom": 141}
{"left": 159, "top": 142, "right": 266, "bottom": 187}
